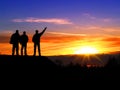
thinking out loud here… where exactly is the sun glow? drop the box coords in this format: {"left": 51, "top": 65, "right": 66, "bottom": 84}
{"left": 74, "top": 46, "right": 99, "bottom": 55}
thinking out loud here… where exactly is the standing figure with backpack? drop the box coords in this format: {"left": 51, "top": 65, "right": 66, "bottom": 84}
{"left": 10, "top": 30, "right": 20, "bottom": 56}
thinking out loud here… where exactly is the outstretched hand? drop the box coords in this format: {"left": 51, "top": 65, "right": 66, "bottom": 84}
{"left": 44, "top": 27, "right": 47, "bottom": 30}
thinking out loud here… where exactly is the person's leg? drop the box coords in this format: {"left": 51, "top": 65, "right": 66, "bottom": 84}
{"left": 21, "top": 45, "right": 23, "bottom": 56}
{"left": 12, "top": 44, "right": 15, "bottom": 56}
{"left": 25, "top": 44, "right": 27, "bottom": 56}
{"left": 16, "top": 44, "right": 19, "bottom": 56}
{"left": 38, "top": 43, "right": 41, "bottom": 56}
{"left": 34, "top": 43, "right": 36, "bottom": 56}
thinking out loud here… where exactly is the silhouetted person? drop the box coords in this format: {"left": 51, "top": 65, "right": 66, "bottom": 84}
{"left": 20, "top": 31, "right": 28, "bottom": 56}
{"left": 32, "top": 27, "right": 47, "bottom": 56}
{"left": 10, "top": 30, "right": 20, "bottom": 56}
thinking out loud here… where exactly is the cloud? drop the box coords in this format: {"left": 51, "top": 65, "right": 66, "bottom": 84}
{"left": 83, "top": 13, "right": 112, "bottom": 23}
{"left": 83, "top": 13, "right": 96, "bottom": 20}
{"left": 0, "top": 30, "right": 14, "bottom": 35}
{"left": 102, "top": 37, "right": 120, "bottom": 42}
{"left": 102, "top": 18, "right": 112, "bottom": 22}
{"left": 100, "top": 36, "right": 120, "bottom": 48}
{"left": 47, "top": 32, "right": 86, "bottom": 36}
{"left": 0, "top": 36, "right": 10, "bottom": 43}
{"left": 0, "top": 30, "right": 14, "bottom": 43}
{"left": 12, "top": 17, "right": 73, "bottom": 25}
{"left": 41, "top": 32, "right": 87, "bottom": 43}
{"left": 74, "top": 24, "right": 120, "bottom": 35}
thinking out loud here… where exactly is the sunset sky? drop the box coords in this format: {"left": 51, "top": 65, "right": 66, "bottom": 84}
{"left": 1, "top": 0, "right": 120, "bottom": 56}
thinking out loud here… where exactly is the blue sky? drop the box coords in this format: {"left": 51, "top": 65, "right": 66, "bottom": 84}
{"left": 1, "top": 0, "right": 120, "bottom": 33}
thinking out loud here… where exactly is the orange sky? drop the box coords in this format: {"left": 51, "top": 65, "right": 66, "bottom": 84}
{"left": 1, "top": 31, "right": 120, "bottom": 56}
{"left": 1, "top": 0, "right": 120, "bottom": 56}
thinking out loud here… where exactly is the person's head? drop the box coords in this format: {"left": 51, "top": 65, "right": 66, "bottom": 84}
{"left": 23, "top": 31, "right": 26, "bottom": 35}
{"left": 16, "top": 30, "right": 19, "bottom": 33}
{"left": 35, "top": 30, "right": 38, "bottom": 34}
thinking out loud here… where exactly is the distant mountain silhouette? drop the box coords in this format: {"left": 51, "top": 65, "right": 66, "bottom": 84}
{"left": 108, "top": 51, "right": 120, "bottom": 54}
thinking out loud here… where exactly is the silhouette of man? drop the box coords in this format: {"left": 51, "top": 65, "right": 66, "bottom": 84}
{"left": 10, "top": 30, "right": 20, "bottom": 56}
{"left": 20, "top": 31, "right": 28, "bottom": 56}
{"left": 32, "top": 27, "right": 47, "bottom": 56}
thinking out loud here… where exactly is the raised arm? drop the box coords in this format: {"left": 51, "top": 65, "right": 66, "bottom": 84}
{"left": 39, "top": 27, "right": 47, "bottom": 36}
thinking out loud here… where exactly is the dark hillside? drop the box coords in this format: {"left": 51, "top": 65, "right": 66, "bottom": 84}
{"left": 0, "top": 55, "right": 120, "bottom": 85}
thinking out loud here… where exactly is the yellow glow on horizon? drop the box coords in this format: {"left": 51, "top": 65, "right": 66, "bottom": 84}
{"left": 74, "top": 46, "right": 99, "bottom": 55}
{"left": 0, "top": 43, "right": 113, "bottom": 56}
{"left": 0, "top": 40, "right": 119, "bottom": 56}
